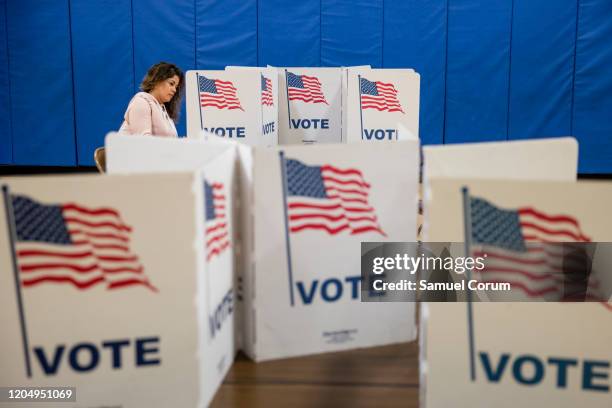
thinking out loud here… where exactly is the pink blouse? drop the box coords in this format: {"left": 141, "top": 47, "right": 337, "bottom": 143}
{"left": 119, "top": 92, "right": 178, "bottom": 137}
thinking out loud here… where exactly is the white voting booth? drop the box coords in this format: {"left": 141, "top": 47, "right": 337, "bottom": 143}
{"left": 422, "top": 137, "right": 579, "bottom": 183}
{"left": 184, "top": 65, "right": 420, "bottom": 147}
{"left": 422, "top": 135, "right": 580, "bottom": 239}
{"left": 422, "top": 137, "right": 578, "bottom": 238}
{"left": 346, "top": 68, "right": 420, "bottom": 143}
{"left": 0, "top": 170, "right": 233, "bottom": 407}
{"left": 275, "top": 67, "right": 343, "bottom": 145}
{"left": 420, "top": 137, "right": 611, "bottom": 407}
{"left": 106, "top": 132, "right": 242, "bottom": 346}
{"left": 106, "top": 134, "right": 420, "bottom": 363}
{"left": 424, "top": 179, "right": 612, "bottom": 408}
{"left": 185, "top": 69, "right": 278, "bottom": 146}
{"left": 224, "top": 66, "right": 279, "bottom": 145}
{"left": 106, "top": 133, "right": 234, "bottom": 174}
{"left": 240, "top": 141, "right": 420, "bottom": 361}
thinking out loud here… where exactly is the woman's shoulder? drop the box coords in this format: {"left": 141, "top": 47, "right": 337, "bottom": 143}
{"left": 126, "top": 92, "right": 157, "bottom": 111}
{"left": 132, "top": 92, "right": 157, "bottom": 104}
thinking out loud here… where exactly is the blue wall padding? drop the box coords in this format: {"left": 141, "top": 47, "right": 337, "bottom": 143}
{"left": 0, "top": 0, "right": 11, "bottom": 164}
{"left": 71, "top": 0, "right": 134, "bottom": 165}
{"left": 258, "top": 0, "right": 321, "bottom": 67}
{"left": 133, "top": 0, "right": 196, "bottom": 137}
{"left": 321, "top": 0, "right": 383, "bottom": 67}
{"left": 508, "top": 0, "right": 576, "bottom": 141}
{"left": 445, "top": 0, "right": 513, "bottom": 143}
{"left": 196, "top": 0, "right": 257, "bottom": 70}
{"left": 573, "top": 0, "right": 612, "bottom": 173}
{"left": 3, "top": 1, "right": 612, "bottom": 173}
{"left": 383, "top": 0, "right": 446, "bottom": 145}
{"left": 6, "top": 0, "right": 76, "bottom": 165}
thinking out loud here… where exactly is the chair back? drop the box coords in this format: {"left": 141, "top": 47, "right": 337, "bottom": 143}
{"left": 94, "top": 147, "right": 106, "bottom": 173}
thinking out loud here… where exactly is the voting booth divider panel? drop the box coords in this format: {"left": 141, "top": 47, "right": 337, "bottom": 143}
{"left": 184, "top": 66, "right": 420, "bottom": 147}
{"left": 346, "top": 68, "right": 419, "bottom": 143}
{"left": 243, "top": 141, "right": 420, "bottom": 361}
{"left": 274, "top": 67, "right": 343, "bottom": 145}
{"left": 420, "top": 137, "right": 611, "bottom": 407}
{"left": 185, "top": 69, "right": 278, "bottom": 147}
{"left": 0, "top": 171, "right": 232, "bottom": 407}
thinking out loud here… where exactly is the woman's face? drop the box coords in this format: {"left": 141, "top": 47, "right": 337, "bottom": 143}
{"left": 152, "top": 75, "right": 180, "bottom": 103}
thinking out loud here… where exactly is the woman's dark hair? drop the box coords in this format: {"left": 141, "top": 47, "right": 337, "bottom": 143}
{"left": 140, "top": 62, "right": 184, "bottom": 122}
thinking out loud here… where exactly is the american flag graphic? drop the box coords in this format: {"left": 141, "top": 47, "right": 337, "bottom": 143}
{"left": 204, "top": 181, "right": 230, "bottom": 261}
{"left": 469, "top": 196, "right": 593, "bottom": 299}
{"left": 284, "top": 158, "right": 385, "bottom": 236}
{"left": 261, "top": 75, "right": 273, "bottom": 107}
{"left": 360, "top": 77, "right": 404, "bottom": 113}
{"left": 10, "top": 194, "right": 156, "bottom": 292}
{"left": 286, "top": 72, "right": 328, "bottom": 105}
{"left": 199, "top": 75, "right": 243, "bottom": 111}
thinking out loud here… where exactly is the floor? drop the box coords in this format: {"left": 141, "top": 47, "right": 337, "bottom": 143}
{"left": 210, "top": 342, "right": 419, "bottom": 407}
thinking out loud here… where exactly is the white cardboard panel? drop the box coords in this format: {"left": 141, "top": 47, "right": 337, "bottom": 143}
{"left": 346, "top": 69, "right": 420, "bottom": 143}
{"left": 244, "top": 141, "right": 420, "bottom": 361}
{"left": 420, "top": 139, "right": 586, "bottom": 407}
{"left": 105, "top": 132, "right": 243, "bottom": 365}
{"left": 423, "top": 137, "right": 578, "bottom": 182}
{"left": 186, "top": 70, "right": 276, "bottom": 147}
{"left": 0, "top": 173, "right": 232, "bottom": 407}
{"left": 225, "top": 66, "right": 279, "bottom": 145}
{"left": 198, "top": 148, "right": 238, "bottom": 403}
{"left": 105, "top": 132, "right": 234, "bottom": 174}
{"left": 274, "top": 67, "right": 343, "bottom": 145}
{"left": 422, "top": 179, "right": 612, "bottom": 407}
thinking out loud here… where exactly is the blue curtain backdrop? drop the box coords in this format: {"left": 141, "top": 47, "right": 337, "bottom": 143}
{"left": 1, "top": 0, "right": 611, "bottom": 173}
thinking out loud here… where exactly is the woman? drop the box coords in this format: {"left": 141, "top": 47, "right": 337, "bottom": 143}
{"left": 119, "top": 62, "right": 184, "bottom": 137}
